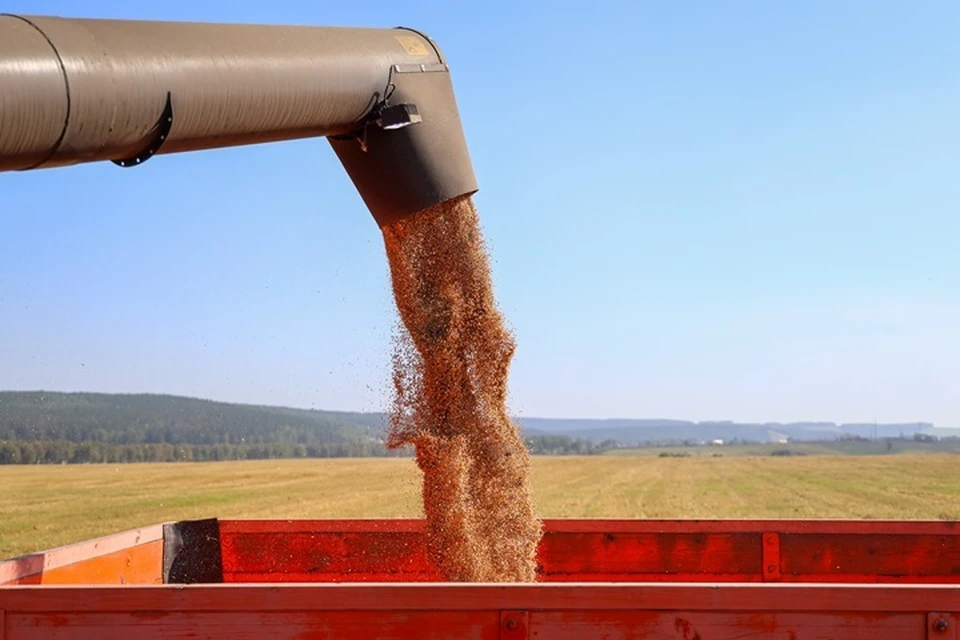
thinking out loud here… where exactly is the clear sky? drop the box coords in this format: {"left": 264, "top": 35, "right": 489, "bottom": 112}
{"left": 2, "top": 1, "right": 958, "bottom": 426}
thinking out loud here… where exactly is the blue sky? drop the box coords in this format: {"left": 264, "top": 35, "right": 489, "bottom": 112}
{"left": 2, "top": 1, "right": 958, "bottom": 425}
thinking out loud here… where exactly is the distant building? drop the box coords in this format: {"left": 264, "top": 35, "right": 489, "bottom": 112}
{"left": 711, "top": 439, "right": 724, "bottom": 446}
{"left": 768, "top": 430, "right": 789, "bottom": 444}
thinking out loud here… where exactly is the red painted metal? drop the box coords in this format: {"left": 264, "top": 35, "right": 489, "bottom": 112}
{"left": 762, "top": 531, "right": 782, "bottom": 581}
{"left": 1, "top": 584, "right": 959, "bottom": 639}
{"left": 0, "top": 526, "right": 163, "bottom": 586}
{"left": 500, "top": 610, "right": 529, "bottom": 640}
{"left": 218, "top": 519, "right": 960, "bottom": 583}
{"left": 217, "top": 518, "right": 960, "bottom": 535}
{"left": 2, "top": 519, "right": 959, "bottom": 638}
{"left": 1, "top": 583, "right": 960, "bottom": 613}
{"left": 927, "top": 612, "right": 958, "bottom": 639}
{"left": 780, "top": 533, "right": 960, "bottom": 579}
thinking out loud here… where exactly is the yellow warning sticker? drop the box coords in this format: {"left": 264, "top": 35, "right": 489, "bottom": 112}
{"left": 395, "top": 35, "right": 431, "bottom": 57}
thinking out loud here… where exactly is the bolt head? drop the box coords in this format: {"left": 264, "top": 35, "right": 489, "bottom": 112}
{"left": 934, "top": 618, "right": 949, "bottom": 632}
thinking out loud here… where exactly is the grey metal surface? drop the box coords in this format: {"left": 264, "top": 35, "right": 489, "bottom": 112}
{"left": 330, "top": 65, "right": 478, "bottom": 227}
{"left": 0, "top": 15, "right": 478, "bottom": 226}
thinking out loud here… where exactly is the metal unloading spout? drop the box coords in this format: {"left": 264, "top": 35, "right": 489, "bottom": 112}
{"left": 0, "top": 14, "right": 478, "bottom": 227}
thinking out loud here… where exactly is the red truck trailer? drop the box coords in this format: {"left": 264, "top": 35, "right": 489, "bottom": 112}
{"left": 2, "top": 518, "right": 959, "bottom": 638}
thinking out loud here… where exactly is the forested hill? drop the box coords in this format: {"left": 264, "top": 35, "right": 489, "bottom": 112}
{"left": 0, "top": 391, "right": 387, "bottom": 448}
{"left": 0, "top": 391, "right": 941, "bottom": 465}
{"left": 0, "top": 392, "right": 596, "bottom": 463}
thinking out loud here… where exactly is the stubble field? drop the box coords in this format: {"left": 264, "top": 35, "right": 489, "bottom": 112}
{"left": 2, "top": 455, "right": 959, "bottom": 558}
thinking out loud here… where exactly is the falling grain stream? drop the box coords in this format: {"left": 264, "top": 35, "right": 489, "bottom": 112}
{"left": 383, "top": 196, "right": 542, "bottom": 582}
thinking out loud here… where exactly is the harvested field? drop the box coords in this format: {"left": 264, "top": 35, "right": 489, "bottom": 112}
{"left": 2, "top": 455, "right": 959, "bottom": 559}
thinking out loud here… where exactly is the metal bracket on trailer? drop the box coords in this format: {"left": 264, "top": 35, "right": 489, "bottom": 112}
{"left": 162, "top": 517, "right": 223, "bottom": 584}
{"left": 929, "top": 613, "right": 958, "bottom": 639}
{"left": 500, "top": 610, "right": 529, "bottom": 640}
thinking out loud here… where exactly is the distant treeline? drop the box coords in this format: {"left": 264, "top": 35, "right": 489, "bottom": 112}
{"left": 0, "top": 392, "right": 399, "bottom": 464}
{"left": 523, "top": 435, "right": 618, "bottom": 456}
{"left": 0, "top": 392, "right": 619, "bottom": 464}
{"left": 0, "top": 435, "right": 614, "bottom": 464}
{"left": 0, "top": 439, "right": 408, "bottom": 464}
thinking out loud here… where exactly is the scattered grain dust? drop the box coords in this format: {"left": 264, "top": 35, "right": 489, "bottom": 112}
{"left": 382, "top": 195, "right": 542, "bottom": 582}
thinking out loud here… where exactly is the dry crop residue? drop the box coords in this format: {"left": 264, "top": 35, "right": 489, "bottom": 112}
{"left": 382, "top": 195, "right": 541, "bottom": 582}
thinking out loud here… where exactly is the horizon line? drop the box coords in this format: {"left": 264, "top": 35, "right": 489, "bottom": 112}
{"left": 0, "top": 389, "right": 949, "bottom": 428}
